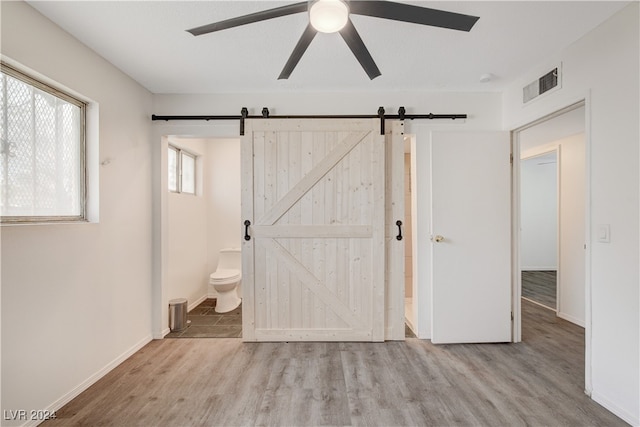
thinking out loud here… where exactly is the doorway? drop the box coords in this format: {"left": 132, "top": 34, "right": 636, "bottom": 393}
{"left": 403, "top": 134, "right": 417, "bottom": 335}
{"left": 512, "top": 100, "right": 588, "bottom": 384}
{"left": 155, "top": 120, "right": 408, "bottom": 341}
{"left": 516, "top": 103, "right": 586, "bottom": 327}
{"left": 520, "top": 149, "right": 558, "bottom": 311}
{"left": 163, "top": 136, "right": 243, "bottom": 338}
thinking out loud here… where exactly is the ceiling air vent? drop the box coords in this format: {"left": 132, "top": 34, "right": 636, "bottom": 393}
{"left": 523, "top": 67, "right": 559, "bottom": 103}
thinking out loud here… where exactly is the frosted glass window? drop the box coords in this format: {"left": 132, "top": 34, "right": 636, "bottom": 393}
{"left": 1, "top": 62, "right": 86, "bottom": 222}
{"left": 181, "top": 152, "right": 195, "bottom": 194}
{"left": 168, "top": 146, "right": 178, "bottom": 192}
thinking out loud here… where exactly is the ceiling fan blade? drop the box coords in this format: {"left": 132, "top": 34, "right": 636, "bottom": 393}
{"left": 339, "top": 19, "right": 381, "bottom": 80}
{"left": 278, "top": 24, "right": 318, "bottom": 80}
{"left": 349, "top": 1, "right": 479, "bottom": 32}
{"left": 187, "top": 2, "right": 308, "bottom": 36}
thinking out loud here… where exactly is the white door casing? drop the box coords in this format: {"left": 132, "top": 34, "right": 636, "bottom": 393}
{"left": 430, "top": 131, "right": 512, "bottom": 344}
{"left": 242, "top": 119, "right": 390, "bottom": 342}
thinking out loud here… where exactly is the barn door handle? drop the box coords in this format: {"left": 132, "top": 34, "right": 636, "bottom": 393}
{"left": 244, "top": 220, "right": 251, "bottom": 241}
{"left": 396, "top": 220, "right": 403, "bottom": 241}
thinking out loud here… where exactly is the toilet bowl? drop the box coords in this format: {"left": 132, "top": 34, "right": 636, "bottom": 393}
{"left": 210, "top": 249, "right": 242, "bottom": 313}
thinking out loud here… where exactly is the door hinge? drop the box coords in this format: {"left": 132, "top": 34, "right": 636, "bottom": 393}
{"left": 511, "top": 311, "right": 514, "bottom": 321}
{"left": 510, "top": 153, "right": 514, "bottom": 164}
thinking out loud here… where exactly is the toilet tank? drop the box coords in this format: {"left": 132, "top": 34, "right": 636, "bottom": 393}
{"left": 217, "top": 248, "right": 241, "bottom": 270}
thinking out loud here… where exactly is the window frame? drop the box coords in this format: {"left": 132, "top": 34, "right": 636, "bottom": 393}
{"left": 1, "top": 61, "right": 87, "bottom": 224}
{"left": 168, "top": 144, "right": 179, "bottom": 193}
{"left": 179, "top": 150, "right": 196, "bottom": 195}
{"left": 168, "top": 144, "right": 196, "bottom": 195}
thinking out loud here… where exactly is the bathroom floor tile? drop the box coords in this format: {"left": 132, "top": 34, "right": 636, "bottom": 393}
{"left": 198, "top": 299, "right": 217, "bottom": 307}
{"left": 189, "top": 306, "right": 212, "bottom": 316}
{"left": 216, "top": 315, "right": 242, "bottom": 326}
{"left": 165, "top": 299, "right": 243, "bottom": 339}
{"left": 187, "top": 315, "right": 222, "bottom": 326}
{"left": 223, "top": 306, "right": 242, "bottom": 316}
{"left": 167, "top": 299, "right": 414, "bottom": 339}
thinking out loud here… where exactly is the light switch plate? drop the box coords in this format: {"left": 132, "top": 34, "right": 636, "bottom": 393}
{"left": 597, "top": 224, "right": 610, "bottom": 243}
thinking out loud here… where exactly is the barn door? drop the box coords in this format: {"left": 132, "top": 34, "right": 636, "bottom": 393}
{"left": 241, "top": 119, "right": 386, "bottom": 341}
{"left": 385, "top": 120, "right": 406, "bottom": 340}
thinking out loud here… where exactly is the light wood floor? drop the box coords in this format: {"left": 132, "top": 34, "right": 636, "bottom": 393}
{"left": 522, "top": 270, "right": 557, "bottom": 309}
{"left": 43, "top": 301, "right": 625, "bottom": 426}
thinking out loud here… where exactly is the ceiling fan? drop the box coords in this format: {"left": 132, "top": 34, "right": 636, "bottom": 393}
{"left": 187, "top": 0, "right": 480, "bottom": 80}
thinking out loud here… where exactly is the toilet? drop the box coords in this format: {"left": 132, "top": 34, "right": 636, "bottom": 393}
{"left": 210, "top": 248, "right": 242, "bottom": 313}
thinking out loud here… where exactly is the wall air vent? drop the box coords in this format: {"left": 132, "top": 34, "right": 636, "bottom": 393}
{"left": 523, "top": 67, "right": 559, "bottom": 103}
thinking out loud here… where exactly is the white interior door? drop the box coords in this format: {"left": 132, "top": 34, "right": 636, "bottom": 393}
{"left": 241, "top": 119, "right": 386, "bottom": 342}
{"left": 431, "top": 131, "right": 511, "bottom": 343}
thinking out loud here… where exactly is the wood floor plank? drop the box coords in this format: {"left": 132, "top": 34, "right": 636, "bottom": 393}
{"left": 522, "top": 270, "right": 557, "bottom": 309}
{"left": 43, "top": 301, "right": 626, "bottom": 427}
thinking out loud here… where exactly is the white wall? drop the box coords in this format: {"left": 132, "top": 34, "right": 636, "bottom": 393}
{"left": 503, "top": 3, "right": 639, "bottom": 424}
{"left": 206, "top": 138, "right": 242, "bottom": 287}
{"left": 557, "top": 134, "right": 586, "bottom": 326}
{"left": 1, "top": 2, "right": 153, "bottom": 425}
{"left": 167, "top": 138, "right": 209, "bottom": 308}
{"left": 520, "top": 152, "right": 558, "bottom": 271}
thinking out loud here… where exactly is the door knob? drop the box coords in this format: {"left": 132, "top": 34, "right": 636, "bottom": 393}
{"left": 432, "top": 235, "right": 445, "bottom": 243}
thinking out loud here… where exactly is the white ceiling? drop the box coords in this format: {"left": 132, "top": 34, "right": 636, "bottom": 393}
{"left": 27, "top": 1, "right": 629, "bottom": 94}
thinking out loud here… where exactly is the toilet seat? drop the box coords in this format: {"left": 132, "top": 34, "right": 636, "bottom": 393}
{"left": 209, "top": 269, "right": 241, "bottom": 285}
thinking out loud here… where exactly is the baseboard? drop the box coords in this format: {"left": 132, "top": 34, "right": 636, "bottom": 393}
{"left": 24, "top": 334, "right": 153, "bottom": 427}
{"left": 591, "top": 390, "right": 639, "bottom": 426}
{"left": 557, "top": 311, "right": 585, "bottom": 328}
{"left": 188, "top": 294, "right": 208, "bottom": 312}
{"left": 158, "top": 327, "right": 171, "bottom": 338}
{"left": 521, "top": 297, "right": 556, "bottom": 312}
{"left": 521, "top": 267, "right": 557, "bottom": 271}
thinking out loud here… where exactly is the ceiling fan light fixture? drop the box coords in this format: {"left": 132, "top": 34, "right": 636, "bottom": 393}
{"left": 309, "top": 0, "right": 349, "bottom": 33}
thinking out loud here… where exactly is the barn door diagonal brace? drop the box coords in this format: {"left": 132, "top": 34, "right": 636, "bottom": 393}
{"left": 152, "top": 107, "right": 467, "bottom": 136}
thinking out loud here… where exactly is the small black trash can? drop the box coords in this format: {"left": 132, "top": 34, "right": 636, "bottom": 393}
{"left": 169, "top": 298, "right": 188, "bottom": 332}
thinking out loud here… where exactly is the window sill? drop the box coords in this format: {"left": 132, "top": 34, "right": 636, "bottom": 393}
{"left": 1, "top": 218, "right": 92, "bottom": 227}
